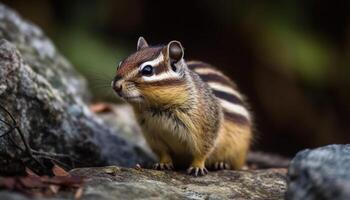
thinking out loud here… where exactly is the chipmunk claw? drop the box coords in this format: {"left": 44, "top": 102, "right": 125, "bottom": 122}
{"left": 187, "top": 166, "right": 208, "bottom": 176}
{"left": 153, "top": 162, "right": 174, "bottom": 170}
{"left": 214, "top": 161, "right": 231, "bottom": 170}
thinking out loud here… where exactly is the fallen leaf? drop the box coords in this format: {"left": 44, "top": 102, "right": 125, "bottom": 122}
{"left": 25, "top": 167, "right": 39, "bottom": 178}
{"left": 0, "top": 177, "right": 16, "bottom": 190}
{"left": 19, "top": 177, "right": 45, "bottom": 188}
{"left": 0, "top": 172, "right": 85, "bottom": 198}
{"left": 42, "top": 176, "right": 84, "bottom": 187}
{"left": 89, "top": 103, "right": 113, "bottom": 113}
{"left": 74, "top": 187, "right": 84, "bottom": 199}
{"left": 48, "top": 185, "right": 60, "bottom": 194}
{"left": 52, "top": 165, "right": 70, "bottom": 177}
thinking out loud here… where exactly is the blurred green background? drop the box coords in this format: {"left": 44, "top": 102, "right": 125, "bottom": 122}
{"left": 3, "top": 0, "right": 350, "bottom": 157}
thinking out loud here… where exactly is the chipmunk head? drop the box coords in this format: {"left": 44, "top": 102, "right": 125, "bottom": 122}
{"left": 112, "top": 37, "right": 188, "bottom": 106}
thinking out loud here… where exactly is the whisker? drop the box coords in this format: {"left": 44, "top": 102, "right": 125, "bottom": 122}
{"left": 90, "top": 86, "right": 112, "bottom": 90}
{"left": 82, "top": 71, "right": 114, "bottom": 82}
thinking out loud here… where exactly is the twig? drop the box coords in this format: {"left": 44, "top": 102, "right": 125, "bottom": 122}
{"left": 0, "top": 104, "right": 17, "bottom": 125}
{"left": 0, "top": 117, "right": 11, "bottom": 127}
{"left": 0, "top": 104, "right": 33, "bottom": 157}
{"left": 0, "top": 104, "right": 52, "bottom": 173}
{"left": 0, "top": 126, "right": 16, "bottom": 138}
{"left": 36, "top": 155, "right": 72, "bottom": 169}
{"left": 15, "top": 125, "right": 43, "bottom": 167}
{"left": 0, "top": 104, "right": 82, "bottom": 174}
{"left": 31, "top": 150, "right": 73, "bottom": 158}
{"left": 32, "top": 150, "right": 77, "bottom": 168}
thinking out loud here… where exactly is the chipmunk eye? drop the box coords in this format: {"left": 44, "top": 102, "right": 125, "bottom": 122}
{"left": 141, "top": 65, "right": 154, "bottom": 76}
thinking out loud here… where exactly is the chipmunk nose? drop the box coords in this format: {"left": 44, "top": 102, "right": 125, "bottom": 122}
{"left": 112, "top": 76, "right": 123, "bottom": 94}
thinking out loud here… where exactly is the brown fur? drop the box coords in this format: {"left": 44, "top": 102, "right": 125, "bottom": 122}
{"left": 113, "top": 39, "right": 252, "bottom": 174}
{"left": 118, "top": 47, "right": 162, "bottom": 76}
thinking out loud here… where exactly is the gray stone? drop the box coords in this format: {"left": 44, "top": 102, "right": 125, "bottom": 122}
{"left": 96, "top": 104, "right": 155, "bottom": 158}
{"left": 0, "top": 192, "right": 33, "bottom": 200}
{"left": 287, "top": 144, "right": 350, "bottom": 200}
{"left": 68, "top": 166, "right": 287, "bottom": 200}
{"left": 0, "top": 3, "right": 151, "bottom": 175}
{"left": 0, "top": 166, "right": 287, "bottom": 200}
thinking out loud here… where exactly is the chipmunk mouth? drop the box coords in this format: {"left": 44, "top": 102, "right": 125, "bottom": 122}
{"left": 121, "top": 95, "right": 144, "bottom": 102}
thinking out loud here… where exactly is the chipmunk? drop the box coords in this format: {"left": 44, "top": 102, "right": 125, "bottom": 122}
{"left": 112, "top": 37, "right": 252, "bottom": 176}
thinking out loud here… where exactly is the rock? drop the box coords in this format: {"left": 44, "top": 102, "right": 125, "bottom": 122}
{"left": 247, "top": 151, "right": 290, "bottom": 169}
{"left": 0, "top": 166, "right": 287, "bottom": 200}
{"left": 0, "top": 4, "right": 89, "bottom": 102}
{"left": 287, "top": 144, "right": 350, "bottom": 200}
{"left": 0, "top": 3, "right": 151, "bottom": 175}
{"left": 95, "top": 103, "right": 156, "bottom": 158}
{"left": 68, "top": 166, "right": 287, "bottom": 200}
{"left": 0, "top": 192, "right": 33, "bottom": 200}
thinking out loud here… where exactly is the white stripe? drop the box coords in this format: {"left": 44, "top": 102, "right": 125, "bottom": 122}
{"left": 208, "top": 82, "right": 242, "bottom": 99}
{"left": 187, "top": 60, "right": 202, "bottom": 65}
{"left": 139, "top": 53, "right": 180, "bottom": 82}
{"left": 194, "top": 67, "right": 224, "bottom": 76}
{"left": 124, "top": 54, "right": 165, "bottom": 80}
{"left": 219, "top": 99, "right": 250, "bottom": 121}
{"left": 143, "top": 71, "right": 179, "bottom": 82}
{"left": 140, "top": 53, "right": 164, "bottom": 71}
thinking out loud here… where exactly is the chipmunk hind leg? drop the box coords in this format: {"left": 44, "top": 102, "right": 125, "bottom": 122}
{"left": 207, "top": 123, "right": 252, "bottom": 170}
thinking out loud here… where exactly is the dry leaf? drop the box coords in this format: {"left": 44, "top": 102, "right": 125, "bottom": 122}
{"left": 52, "top": 165, "right": 70, "bottom": 177}
{"left": 20, "top": 177, "right": 45, "bottom": 188}
{"left": 0, "top": 177, "right": 16, "bottom": 190}
{"left": 74, "top": 187, "right": 84, "bottom": 199}
{"left": 90, "top": 103, "right": 112, "bottom": 113}
{"left": 48, "top": 185, "right": 60, "bottom": 194}
{"left": 0, "top": 172, "right": 84, "bottom": 198}
{"left": 43, "top": 176, "right": 84, "bottom": 187}
{"left": 25, "top": 167, "right": 39, "bottom": 178}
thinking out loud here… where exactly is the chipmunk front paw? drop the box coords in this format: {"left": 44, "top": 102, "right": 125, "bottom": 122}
{"left": 213, "top": 161, "right": 231, "bottom": 170}
{"left": 153, "top": 162, "right": 174, "bottom": 170}
{"left": 187, "top": 166, "right": 208, "bottom": 176}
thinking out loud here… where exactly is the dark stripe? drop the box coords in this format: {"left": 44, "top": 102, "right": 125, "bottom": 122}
{"left": 140, "top": 78, "right": 185, "bottom": 87}
{"left": 154, "top": 63, "right": 168, "bottom": 75}
{"left": 187, "top": 61, "right": 207, "bottom": 70}
{"left": 136, "top": 47, "right": 163, "bottom": 64}
{"left": 134, "top": 64, "right": 168, "bottom": 78}
{"left": 213, "top": 90, "right": 244, "bottom": 105}
{"left": 199, "top": 73, "right": 236, "bottom": 88}
{"left": 119, "top": 47, "right": 163, "bottom": 75}
{"left": 223, "top": 111, "right": 250, "bottom": 125}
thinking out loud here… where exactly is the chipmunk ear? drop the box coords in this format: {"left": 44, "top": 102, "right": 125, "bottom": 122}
{"left": 137, "top": 36, "right": 149, "bottom": 51}
{"left": 166, "top": 41, "right": 184, "bottom": 63}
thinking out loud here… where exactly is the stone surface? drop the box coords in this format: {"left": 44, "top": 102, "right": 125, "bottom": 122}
{"left": 96, "top": 103, "right": 155, "bottom": 158}
{"left": 0, "top": 3, "right": 151, "bottom": 175}
{"left": 0, "top": 166, "right": 287, "bottom": 200}
{"left": 66, "top": 166, "right": 286, "bottom": 200}
{"left": 287, "top": 144, "right": 350, "bottom": 200}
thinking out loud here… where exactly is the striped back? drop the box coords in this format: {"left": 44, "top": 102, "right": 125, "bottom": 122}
{"left": 187, "top": 61, "right": 251, "bottom": 125}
